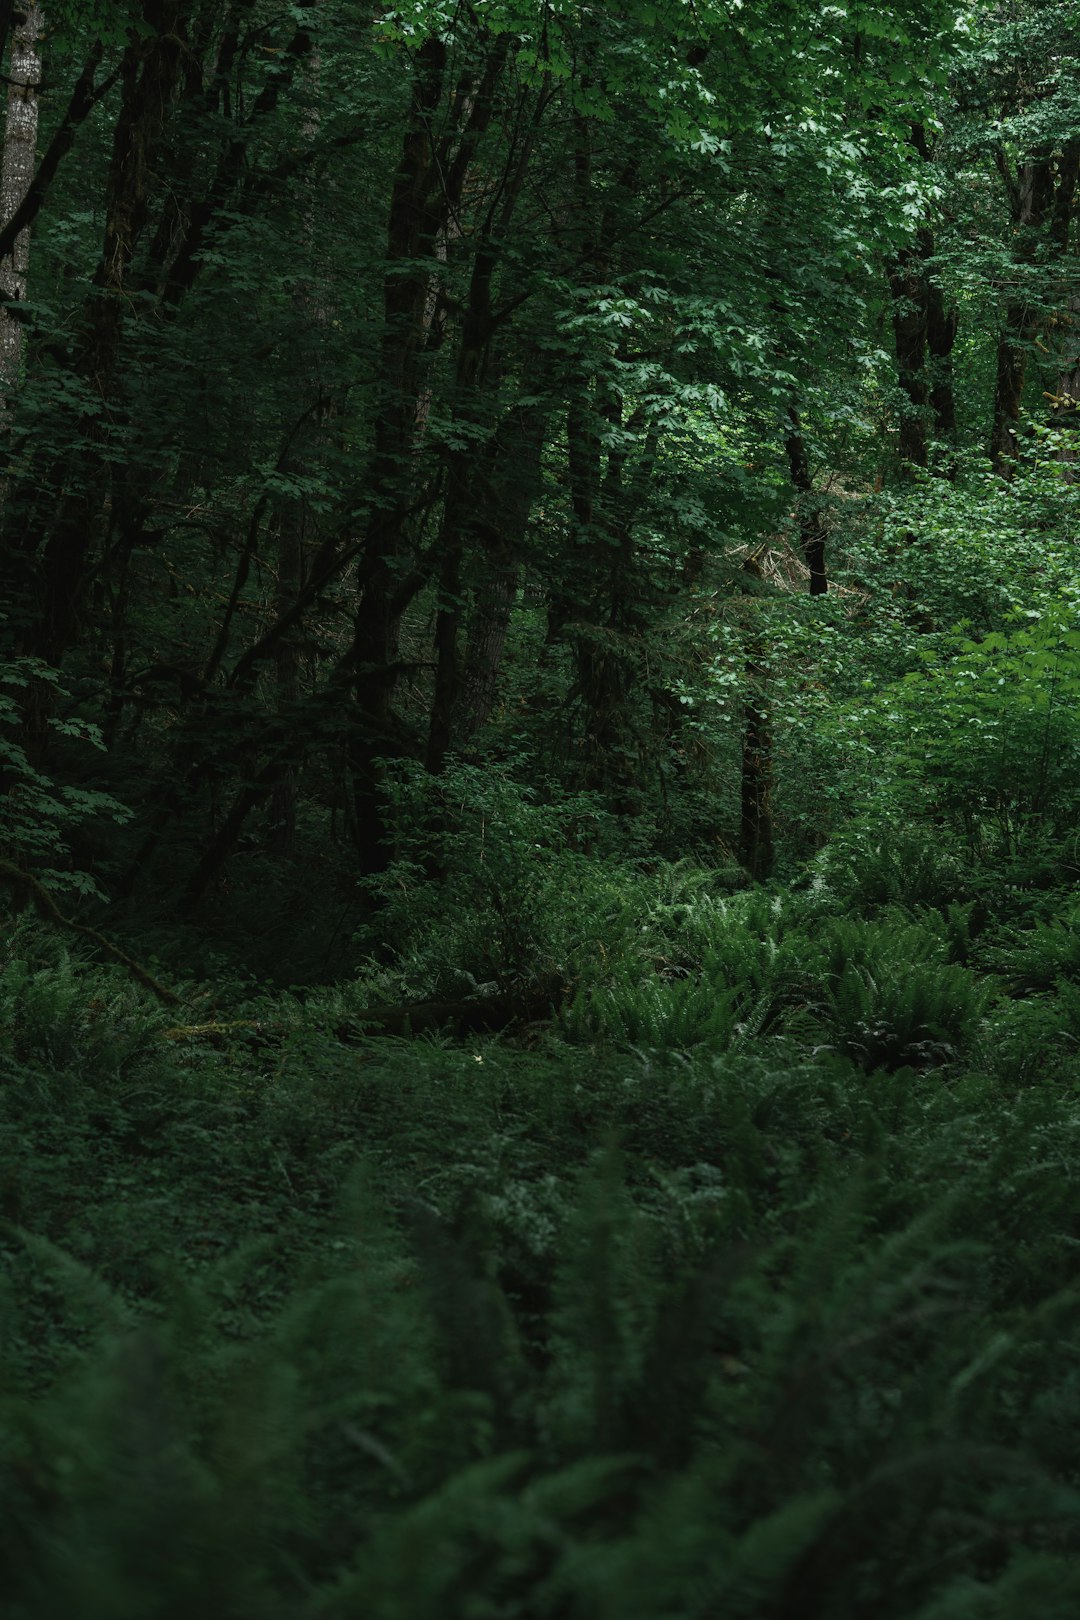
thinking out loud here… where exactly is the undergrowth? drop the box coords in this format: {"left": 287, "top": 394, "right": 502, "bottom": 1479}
{"left": 3, "top": 826, "right": 1080, "bottom": 1617}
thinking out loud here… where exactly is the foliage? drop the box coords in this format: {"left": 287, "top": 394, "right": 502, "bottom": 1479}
{"left": 4, "top": 0, "right": 1080, "bottom": 1610}
{"left": 356, "top": 756, "right": 630, "bottom": 988}
{"left": 3, "top": 917, "right": 1080, "bottom": 1615}
{"left": 826, "top": 602, "right": 1080, "bottom": 861}
{"left": 811, "top": 913, "right": 991, "bottom": 1071}
{"left": 0, "top": 660, "right": 131, "bottom": 897}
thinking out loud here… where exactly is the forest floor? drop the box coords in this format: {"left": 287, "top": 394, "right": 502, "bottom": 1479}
{"left": 3, "top": 842, "right": 1080, "bottom": 1617}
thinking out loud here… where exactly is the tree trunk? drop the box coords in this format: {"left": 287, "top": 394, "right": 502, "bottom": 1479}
{"left": 426, "top": 547, "right": 462, "bottom": 773}
{"left": 785, "top": 408, "right": 827, "bottom": 594}
{"left": 1049, "top": 294, "right": 1080, "bottom": 474}
{"left": 989, "top": 308, "right": 1034, "bottom": 475}
{"left": 739, "top": 694, "right": 774, "bottom": 881}
{"left": 566, "top": 387, "right": 627, "bottom": 793}
{"left": 0, "top": 3, "right": 42, "bottom": 400}
{"left": 17, "top": 12, "right": 187, "bottom": 676}
{"left": 269, "top": 501, "right": 305, "bottom": 853}
{"left": 896, "top": 127, "right": 957, "bottom": 465}
{"left": 450, "top": 403, "right": 547, "bottom": 748}
{"left": 349, "top": 35, "right": 511, "bottom": 865}
{"left": 457, "top": 559, "right": 516, "bottom": 736}
{"left": 269, "top": 3, "right": 323, "bottom": 855}
{"left": 926, "top": 269, "right": 958, "bottom": 449}
{"left": 888, "top": 245, "right": 929, "bottom": 469}
{"left": 738, "top": 554, "right": 774, "bottom": 880}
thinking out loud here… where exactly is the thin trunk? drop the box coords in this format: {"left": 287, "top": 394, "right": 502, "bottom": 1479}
{"left": 457, "top": 554, "right": 518, "bottom": 740}
{"left": 1047, "top": 143, "right": 1080, "bottom": 472}
{"left": 784, "top": 408, "right": 827, "bottom": 594}
{"left": 926, "top": 270, "right": 958, "bottom": 447}
{"left": 424, "top": 231, "right": 497, "bottom": 775}
{"left": 888, "top": 244, "right": 929, "bottom": 469}
{"left": 346, "top": 34, "right": 450, "bottom": 868}
{"left": 990, "top": 297, "right": 1039, "bottom": 475}
{"left": 454, "top": 406, "right": 549, "bottom": 743}
{"left": 155, "top": 0, "right": 317, "bottom": 310}
{"left": 269, "top": 503, "right": 304, "bottom": 852}
{"left": 0, "top": 43, "right": 117, "bottom": 269}
{"left": 739, "top": 696, "right": 774, "bottom": 881}
{"left": 566, "top": 388, "right": 614, "bottom": 785}
{"left": 899, "top": 127, "right": 957, "bottom": 463}
{"left": 350, "top": 33, "right": 512, "bottom": 855}
{"left": 269, "top": 3, "right": 323, "bottom": 854}
{"left": 178, "top": 762, "right": 281, "bottom": 916}
{"left": 737, "top": 556, "right": 774, "bottom": 879}
{"left": 1049, "top": 293, "right": 1080, "bottom": 473}
{"left": 426, "top": 547, "right": 462, "bottom": 773}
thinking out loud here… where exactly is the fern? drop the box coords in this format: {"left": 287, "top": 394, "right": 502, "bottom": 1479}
{"left": 811, "top": 917, "right": 990, "bottom": 1072}
{"left": 983, "top": 902, "right": 1080, "bottom": 992}
{"left": 562, "top": 969, "right": 744, "bottom": 1049}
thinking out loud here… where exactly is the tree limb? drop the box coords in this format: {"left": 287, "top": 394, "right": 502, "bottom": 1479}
{"left": 0, "top": 44, "right": 123, "bottom": 265}
{"left": 0, "top": 857, "right": 185, "bottom": 1006}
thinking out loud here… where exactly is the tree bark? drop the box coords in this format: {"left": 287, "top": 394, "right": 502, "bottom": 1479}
{"left": 893, "top": 126, "right": 957, "bottom": 465}
{"left": 1049, "top": 294, "right": 1080, "bottom": 473}
{"left": 739, "top": 695, "right": 774, "bottom": 881}
{"left": 0, "top": 43, "right": 119, "bottom": 269}
{"left": 0, "top": 3, "right": 43, "bottom": 400}
{"left": 454, "top": 408, "right": 547, "bottom": 745}
{"left": 888, "top": 244, "right": 929, "bottom": 469}
{"left": 426, "top": 546, "right": 463, "bottom": 774}
{"left": 269, "top": 500, "right": 305, "bottom": 853}
{"left": 153, "top": 0, "right": 318, "bottom": 311}
{"left": 926, "top": 267, "right": 958, "bottom": 448}
{"left": 350, "top": 34, "right": 511, "bottom": 863}
{"left": 269, "top": 3, "right": 324, "bottom": 854}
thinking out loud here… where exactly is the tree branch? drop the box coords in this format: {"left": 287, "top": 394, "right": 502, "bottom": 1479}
{"left": 0, "top": 44, "right": 122, "bottom": 265}
{"left": 0, "top": 857, "right": 185, "bottom": 1005}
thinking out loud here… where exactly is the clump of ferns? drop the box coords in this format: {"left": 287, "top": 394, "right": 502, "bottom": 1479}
{"left": 561, "top": 969, "right": 746, "bottom": 1050}
{"left": 980, "top": 898, "right": 1080, "bottom": 994}
{"left": 808, "top": 917, "right": 991, "bottom": 1074}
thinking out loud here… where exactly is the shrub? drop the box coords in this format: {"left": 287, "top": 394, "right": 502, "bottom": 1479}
{"left": 841, "top": 607, "right": 1080, "bottom": 860}
{"left": 0, "top": 658, "right": 131, "bottom": 899}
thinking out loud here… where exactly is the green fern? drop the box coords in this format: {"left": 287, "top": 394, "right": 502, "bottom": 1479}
{"left": 561, "top": 969, "right": 743, "bottom": 1049}
{"left": 983, "top": 901, "right": 1080, "bottom": 992}
{"left": 810, "top": 917, "right": 990, "bottom": 1072}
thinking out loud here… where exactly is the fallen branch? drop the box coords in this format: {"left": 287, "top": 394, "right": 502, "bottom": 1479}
{"left": 0, "top": 858, "right": 185, "bottom": 1007}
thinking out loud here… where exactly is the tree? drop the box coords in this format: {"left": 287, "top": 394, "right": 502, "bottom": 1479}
{"left": 0, "top": 3, "right": 43, "bottom": 399}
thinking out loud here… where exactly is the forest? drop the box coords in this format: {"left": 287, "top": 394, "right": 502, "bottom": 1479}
{"left": 2, "top": 0, "right": 1080, "bottom": 1612}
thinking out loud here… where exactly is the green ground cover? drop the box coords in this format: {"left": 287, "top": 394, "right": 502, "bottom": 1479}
{"left": 4, "top": 838, "right": 1080, "bottom": 1619}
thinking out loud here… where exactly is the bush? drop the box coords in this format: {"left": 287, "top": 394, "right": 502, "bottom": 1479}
{"left": 839, "top": 607, "right": 1080, "bottom": 860}
{"left": 356, "top": 756, "right": 625, "bottom": 990}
